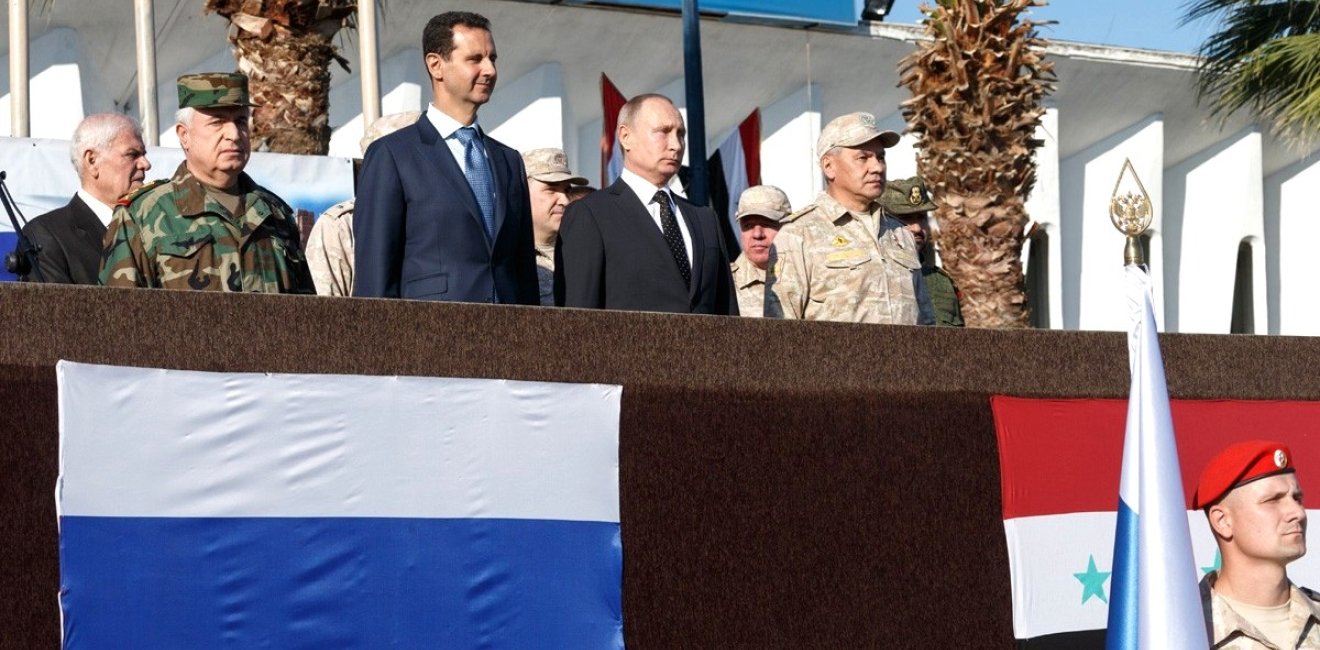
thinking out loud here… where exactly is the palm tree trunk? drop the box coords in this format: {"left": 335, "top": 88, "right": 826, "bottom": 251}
{"left": 231, "top": 29, "right": 336, "bottom": 155}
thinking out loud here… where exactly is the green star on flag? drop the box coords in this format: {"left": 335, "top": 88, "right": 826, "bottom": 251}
{"left": 1202, "top": 550, "right": 1221, "bottom": 576}
{"left": 1074, "top": 555, "right": 1111, "bottom": 605}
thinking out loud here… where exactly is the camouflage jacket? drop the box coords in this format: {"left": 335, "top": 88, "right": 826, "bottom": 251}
{"left": 1202, "top": 573, "right": 1320, "bottom": 649}
{"left": 730, "top": 252, "right": 782, "bottom": 318}
{"left": 535, "top": 243, "right": 555, "bottom": 307}
{"left": 924, "top": 265, "right": 964, "bottom": 327}
{"left": 771, "top": 191, "right": 924, "bottom": 324}
{"left": 305, "top": 199, "right": 355, "bottom": 296}
{"left": 100, "top": 162, "right": 313, "bottom": 294}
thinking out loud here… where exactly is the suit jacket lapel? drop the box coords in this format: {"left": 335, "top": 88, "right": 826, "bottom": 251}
{"left": 674, "top": 199, "right": 705, "bottom": 299}
{"left": 68, "top": 194, "right": 107, "bottom": 249}
{"left": 413, "top": 117, "right": 486, "bottom": 239}
{"left": 484, "top": 134, "right": 511, "bottom": 239}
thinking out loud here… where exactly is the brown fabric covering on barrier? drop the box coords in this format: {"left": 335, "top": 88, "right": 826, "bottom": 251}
{"left": 2, "top": 283, "right": 1319, "bottom": 647}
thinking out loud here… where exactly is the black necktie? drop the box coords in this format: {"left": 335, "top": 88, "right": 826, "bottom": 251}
{"left": 653, "top": 190, "right": 691, "bottom": 288}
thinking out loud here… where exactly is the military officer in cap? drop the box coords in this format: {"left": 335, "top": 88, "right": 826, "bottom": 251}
{"left": 100, "top": 73, "right": 313, "bottom": 293}
{"left": 1193, "top": 440, "right": 1320, "bottom": 648}
{"left": 771, "top": 112, "right": 930, "bottom": 325}
{"left": 522, "top": 147, "right": 588, "bottom": 306}
{"left": 880, "top": 176, "right": 964, "bottom": 327}
{"left": 730, "top": 185, "right": 790, "bottom": 318}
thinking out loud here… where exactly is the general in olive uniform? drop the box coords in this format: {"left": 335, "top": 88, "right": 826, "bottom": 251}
{"left": 99, "top": 73, "right": 312, "bottom": 293}
{"left": 1193, "top": 441, "right": 1320, "bottom": 649}
{"left": 771, "top": 112, "right": 929, "bottom": 325}
{"left": 880, "top": 177, "right": 964, "bottom": 327}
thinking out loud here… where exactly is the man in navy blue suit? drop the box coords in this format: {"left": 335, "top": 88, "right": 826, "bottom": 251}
{"left": 352, "top": 11, "right": 538, "bottom": 304}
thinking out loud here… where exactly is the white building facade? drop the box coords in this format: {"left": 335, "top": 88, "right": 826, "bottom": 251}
{"left": 3, "top": 0, "right": 1317, "bottom": 334}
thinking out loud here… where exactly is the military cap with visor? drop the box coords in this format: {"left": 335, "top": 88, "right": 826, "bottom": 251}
{"left": 522, "top": 148, "right": 588, "bottom": 185}
{"left": 177, "top": 72, "right": 255, "bottom": 110}
{"left": 735, "top": 185, "right": 792, "bottom": 223}
{"left": 816, "top": 112, "right": 901, "bottom": 158}
{"left": 880, "top": 177, "right": 938, "bottom": 216}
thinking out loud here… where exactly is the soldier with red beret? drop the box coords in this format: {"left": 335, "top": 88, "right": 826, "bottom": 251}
{"left": 1193, "top": 440, "right": 1320, "bottom": 648}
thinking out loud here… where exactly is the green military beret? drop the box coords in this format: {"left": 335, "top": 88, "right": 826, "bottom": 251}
{"left": 881, "top": 177, "right": 937, "bottom": 216}
{"left": 177, "top": 72, "right": 254, "bottom": 109}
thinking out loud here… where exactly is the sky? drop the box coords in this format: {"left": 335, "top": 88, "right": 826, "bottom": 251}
{"left": 883, "top": 1, "right": 1224, "bottom": 54}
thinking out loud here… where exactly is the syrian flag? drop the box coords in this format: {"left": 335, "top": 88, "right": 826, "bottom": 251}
{"left": 992, "top": 392, "right": 1320, "bottom": 647}
{"left": 57, "top": 361, "right": 624, "bottom": 648}
{"left": 601, "top": 74, "right": 627, "bottom": 188}
{"left": 707, "top": 109, "right": 761, "bottom": 258}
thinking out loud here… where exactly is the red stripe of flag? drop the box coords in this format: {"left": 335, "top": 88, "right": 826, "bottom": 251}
{"left": 739, "top": 109, "right": 760, "bottom": 186}
{"left": 600, "top": 74, "right": 627, "bottom": 188}
{"left": 991, "top": 397, "right": 1320, "bottom": 519}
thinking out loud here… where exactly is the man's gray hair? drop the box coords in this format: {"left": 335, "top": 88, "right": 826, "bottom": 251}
{"left": 175, "top": 106, "right": 195, "bottom": 130}
{"left": 617, "top": 93, "right": 674, "bottom": 130}
{"left": 70, "top": 113, "right": 143, "bottom": 177}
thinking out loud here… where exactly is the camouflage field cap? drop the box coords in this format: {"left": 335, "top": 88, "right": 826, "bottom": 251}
{"left": 522, "top": 148, "right": 588, "bottom": 185}
{"left": 360, "top": 111, "right": 422, "bottom": 153}
{"left": 816, "top": 112, "right": 901, "bottom": 157}
{"left": 880, "top": 177, "right": 937, "bottom": 215}
{"left": 177, "top": 73, "right": 254, "bottom": 109}
{"left": 735, "top": 185, "right": 792, "bottom": 223}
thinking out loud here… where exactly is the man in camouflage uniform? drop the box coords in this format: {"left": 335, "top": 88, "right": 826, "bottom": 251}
{"left": 1192, "top": 441, "right": 1320, "bottom": 648}
{"left": 730, "top": 185, "right": 789, "bottom": 318}
{"left": 99, "top": 73, "right": 312, "bottom": 293}
{"left": 521, "top": 148, "right": 587, "bottom": 306}
{"left": 880, "top": 177, "right": 964, "bottom": 327}
{"left": 771, "top": 112, "right": 930, "bottom": 325}
{"left": 304, "top": 111, "right": 421, "bottom": 296}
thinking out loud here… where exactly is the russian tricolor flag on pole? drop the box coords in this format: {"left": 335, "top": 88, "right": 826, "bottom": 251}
{"left": 1105, "top": 265, "right": 1207, "bottom": 649}
{"left": 56, "top": 362, "right": 623, "bottom": 649}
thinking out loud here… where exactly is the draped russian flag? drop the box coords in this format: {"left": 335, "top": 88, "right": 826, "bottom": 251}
{"left": 601, "top": 74, "right": 627, "bottom": 188}
{"left": 57, "top": 362, "right": 623, "bottom": 649}
{"left": 1105, "top": 264, "right": 1206, "bottom": 649}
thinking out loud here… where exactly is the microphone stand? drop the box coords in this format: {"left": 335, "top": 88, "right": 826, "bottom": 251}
{"left": 0, "top": 170, "right": 45, "bottom": 282}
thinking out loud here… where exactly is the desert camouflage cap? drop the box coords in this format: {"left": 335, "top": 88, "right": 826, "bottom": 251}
{"left": 360, "top": 111, "right": 422, "bottom": 154}
{"left": 880, "top": 177, "right": 937, "bottom": 215}
{"left": 177, "top": 73, "right": 254, "bottom": 109}
{"left": 522, "top": 148, "right": 588, "bottom": 185}
{"left": 816, "top": 112, "right": 900, "bottom": 158}
{"left": 735, "top": 185, "right": 792, "bottom": 223}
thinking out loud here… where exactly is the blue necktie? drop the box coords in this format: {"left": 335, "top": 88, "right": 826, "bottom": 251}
{"left": 454, "top": 126, "right": 496, "bottom": 240}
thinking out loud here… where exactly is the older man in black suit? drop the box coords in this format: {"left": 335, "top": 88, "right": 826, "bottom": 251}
{"left": 555, "top": 94, "right": 736, "bottom": 315}
{"left": 21, "top": 113, "right": 150, "bottom": 283}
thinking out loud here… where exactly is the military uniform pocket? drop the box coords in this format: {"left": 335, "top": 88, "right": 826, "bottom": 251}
{"left": 156, "top": 233, "right": 220, "bottom": 290}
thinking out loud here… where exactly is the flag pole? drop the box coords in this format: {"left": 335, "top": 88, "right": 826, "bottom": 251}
{"left": 682, "top": 0, "right": 709, "bottom": 206}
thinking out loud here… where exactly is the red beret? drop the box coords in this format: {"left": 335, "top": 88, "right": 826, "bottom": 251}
{"left": 1193, "top": 440, "right": 1295, "bottom": 509}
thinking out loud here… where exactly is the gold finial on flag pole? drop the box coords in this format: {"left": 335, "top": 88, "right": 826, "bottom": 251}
{"left": 1110, "top": 158, "right": 1154, "bottom": 266}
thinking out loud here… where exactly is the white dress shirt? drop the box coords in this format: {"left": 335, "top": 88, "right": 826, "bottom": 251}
{"left": 76, "top": 189, "right": 115, "bottom": 228}
{"left": 426, "top": 103, "right": 490, "bottom": 174}
{"left": 619, "top": 167, "right": 693, "bottom": 261}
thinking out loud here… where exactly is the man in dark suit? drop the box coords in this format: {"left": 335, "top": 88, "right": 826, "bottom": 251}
{"left": 21, "top": 113, "right": 150, "bottom": 284}
{"left": 352, "top": 11, "right": 537, "bottom": 303}
{"left": 555, "top": 94, "right": 737, "bottom": 315}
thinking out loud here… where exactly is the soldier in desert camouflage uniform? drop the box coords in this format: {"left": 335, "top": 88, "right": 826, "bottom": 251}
{"left": 771, "top": 112, "right": 930, "bottom": 325}
{"left": 99, "top": 73, "right": 312, "bottom": 293}
{"left": 521, "top": 148, "right": 588, "bottom": 306}
{"left": 304, "top": 111, "right": 421, "bottom": 296}
{"left": 880, "top": 177, "right": 964, "bottom": 327}
{"left": 730, "top": 185, "right": 790, "bottom": 318}
{"left": 1193, "top": 441, "right": 1320, "bottom": 649}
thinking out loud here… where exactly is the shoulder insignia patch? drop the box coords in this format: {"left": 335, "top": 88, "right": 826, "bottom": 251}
{"left": 782, "top": 205, "right": 814, "bottom": 224}
{"left": 117, "top": 179, "right": 169, "bottom": 206}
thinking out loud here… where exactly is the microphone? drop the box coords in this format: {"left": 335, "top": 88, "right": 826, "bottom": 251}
{"left": 0, "top": 170, "right": 45, "bottom": 281}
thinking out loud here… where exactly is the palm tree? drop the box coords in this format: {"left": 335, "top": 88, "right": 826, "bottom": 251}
{"left": 1184, "top": 0, "right": 1320, "bottom": 144}
{"left": 204, "top": 0, "right": 358, "bottom": 155}
{"left": 897, "top": 0, "right": 1055, "bottom": 328}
